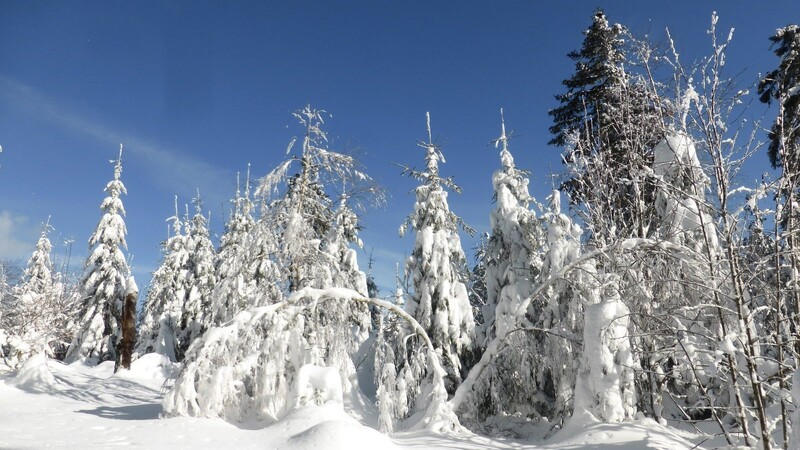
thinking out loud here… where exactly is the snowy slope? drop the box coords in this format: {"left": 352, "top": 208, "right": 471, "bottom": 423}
{"left": 0, "top": 355, "right": 702, "bottom": 449}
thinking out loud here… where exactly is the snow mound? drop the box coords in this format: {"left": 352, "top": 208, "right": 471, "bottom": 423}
{"left": 10, "top": 353, "right": 59, "bottom": 392}
{"left": 289, "top": 364, "right": 344, "bottom": 409}
{"left": 269, "top": 404, "right": 397, "bottom": 449}
{"left": 545, "top": 410, "right": 697, "bottom": 449}
{"left": 119, "top": 352, "right": 178, "bottom": 382}
{"left": 280, "top": 419, "right": 396, "bottom": 450}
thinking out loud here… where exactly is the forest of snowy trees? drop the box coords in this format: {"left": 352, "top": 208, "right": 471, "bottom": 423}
{"left": 2, "top": 10, "right": 800, "bottom": 449}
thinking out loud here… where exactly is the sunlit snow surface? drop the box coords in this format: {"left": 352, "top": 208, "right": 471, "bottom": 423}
{"left": 0, "top": 355, "right": 702, "bottom": 449}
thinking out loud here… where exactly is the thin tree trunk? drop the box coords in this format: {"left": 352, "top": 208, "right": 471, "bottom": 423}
{"left": 117, "top": 290, "right": 138, "bottom": 372}
{"left": 725, "top": 241, "right": 771, "bottom": 449}
{"left": 775, "top": 193, "right": 789, "bottom": 449}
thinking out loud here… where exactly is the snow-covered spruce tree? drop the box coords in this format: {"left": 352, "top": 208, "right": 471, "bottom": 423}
{"left": 397, "top": 112, "right": 476, "bottom": 396}
{"left": 66, "top": 146, "right": 131, "bottom": 365}
{"left": 374, "top": 280, "right": 408, "bottom": 434}
{"left": 366, "top": 252, "right": 381, "bottom": 331}
{"left": 549, "top": 9, "right": 627, "bottom": 153}
{"left": 759, "top": 27, "right": 800, "bottom": 445}
{"left": 0, "top": 263, "right": 12, "bottom": 363}
{"left": 374, "top": 317, "right": 399, "bottom": 433}
{"left": 164, "top": 107, "right": 377, "bottom": 423}
{"left": 463, "top": 188, "right": 589, "bottom": 426}
{"left": 468, "top": 232, "right": 488, "bottom": 343}
{"left": 449, "top": 191, "right": 599, "bottom": 425}
{"left": 210, "top": 169, "right": 256, "bottom": 325}
{"left": 462, "top": 111, "right": 551, "bottom": 428}
{"left": 137, "top": 194, "right": 217, "bottom": 363}
{"left": 136, "top": 198, "right": 189, "bottom": 361}
{"left": 324, "top": 196, "right": 368, "bottom": 295}
{"left": 759, "top": 25, "right": 800, "bottom": 199}
{"left": 482, "top": 111, "right": 544, "bottom": 344}
{"left": 549, "top": 9, "right": 664, "bottom": 244}
{"left": 14, "top": 225, "right": 55, "bottom": 338}
{"left": 0, "top": 261, "right": 23, "bottom": 331}
{"left": 174, "top": 194, "right": 217, "bottom": 362}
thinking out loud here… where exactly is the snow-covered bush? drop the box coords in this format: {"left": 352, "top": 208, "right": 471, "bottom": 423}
{"left": 0, "top": 223, "right": 78, "bottom": 364}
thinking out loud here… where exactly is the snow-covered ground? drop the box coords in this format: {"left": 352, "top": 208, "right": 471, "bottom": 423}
{"left": 0, "top": 355, "right": 708, "bottom": 449}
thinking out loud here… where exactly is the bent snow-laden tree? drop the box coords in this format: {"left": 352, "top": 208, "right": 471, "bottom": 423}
{"left": 163, "top": 107, "right": 379, "bottom": 424}
{"left": 252, "top": 105, "right": 376, "bottom": 384}
{"left": 66, "top": 145, "right": 132, "bottom": 366}
{"left": 164, "top": 287, "right": 458, "bottom": 431}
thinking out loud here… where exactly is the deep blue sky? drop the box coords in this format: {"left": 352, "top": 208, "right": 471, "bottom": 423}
{"left": 1, "top": 1, "right": 797, "bottom": 294}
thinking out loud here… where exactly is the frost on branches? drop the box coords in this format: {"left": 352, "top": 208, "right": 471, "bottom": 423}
{"left": 66, "top": 146, "right": 132, "bottom": 365}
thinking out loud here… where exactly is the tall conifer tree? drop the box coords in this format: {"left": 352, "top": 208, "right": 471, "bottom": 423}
{"left": 549, "top": 10, "right": 663, "bottom": 242}
{"left": 399, "top": 113, "right": 476, "bottom": 394}
{"left": 66, "top": 146, "right": 131, "bottom": 364}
